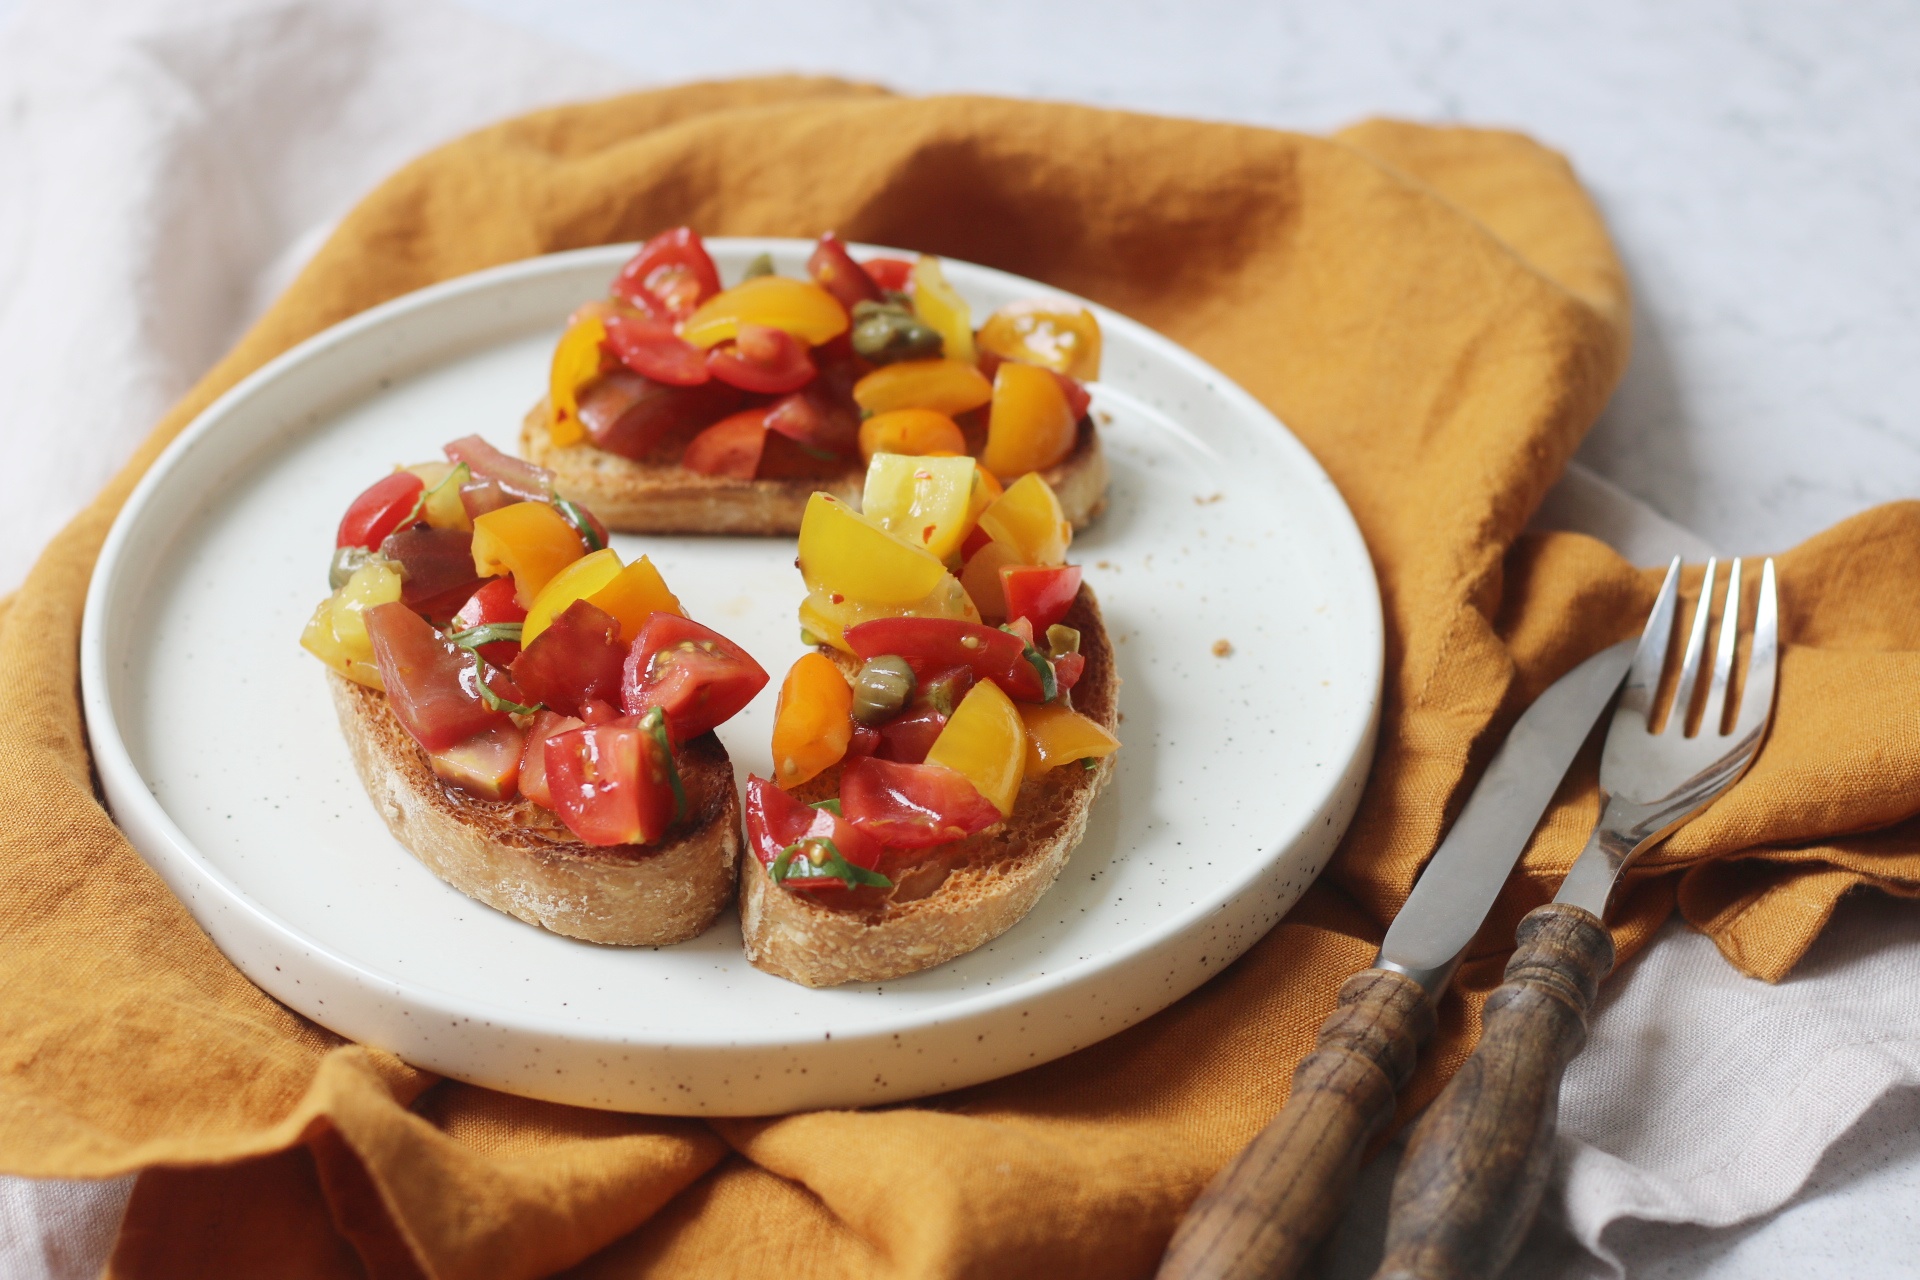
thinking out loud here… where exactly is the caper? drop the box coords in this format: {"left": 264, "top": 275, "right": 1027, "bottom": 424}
{"left": 1046, "top": 624, "right": 1082, "bottom": 659}
{"left": 851, "top": 655, "right": 917, "bottom": 725}
{"left": 850, "top": 302, "right": 943, "bottom": 365}
{"left": 742, "top": 252, "right": 775, "bottom": 281}
{"left": 329, "top": 544, "right": 374, "bottom": 591}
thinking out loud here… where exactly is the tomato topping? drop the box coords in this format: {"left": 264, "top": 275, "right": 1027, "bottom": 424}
{"left": 1056, "top": 372, "right": 1092, "bottom": 422}
{"left": 764, "top": 387, "right": 859, "bottom": 457}
{"left": 770, "top": 652, "right": 853, "bottom": 788}
{"left": 876, "top": 703, "right": 947, "bottom": 764}
{"left": 680, "top": 408, "right": 770, "bottom": 480}
{"left": 517, "top": 709, "right": 585, "bottom": 809}
{"left": 543, "top": 711, "right": 683, "bottom": 846}
{"left": 621, "top": 612, "right": 770, "bottom": 742}
{"left": 443, "top": 435, "right": 554, "bottom": 500}
{"left": 364, "top": 602, "right": 508, "bottom": 752}
{"left": 706, "top": 323, "right": 816, "bottom": 394}
{"left": 380, "top": 526, "right": 483, "bottom": 621}
{"left": 1053, "top": 650, "right": 1086, "bottom": 693}
{"left": 428, "top": 723, "right": 525, "bottom": 801}
{"left": 612, "top": 227, "right": 721, "bottom": 320}
{"left": 337, "top": 471, "right": 425, "bottom": 550}
{"left": 576, "top": 369, "right": 740, "bottom": 461}
{"left": 840, "top": 756, "right": 1002, "bottom": 849}
{"left": 602, "top": 314, "right": 711, "bottom": 386}
{"left": 1001, "top": 565, "right": 1082, "bottom": 633}
{"left": 861, "top": 257, "right": 914, "bottom": 293}
{"left": 509, "top": 598, "right": 628, "bottom": 719}
{"left": 451, "top": 576, "right": 528, "bottom": 665}
{"left": 743, "top": 776, "right": 889, "bottom": 892}
{"left": 458, "top": 477, "right": 514, "bottom": 521}
{"left": 848, "top": 723, "right": 883, "bottom": 758}
{"left": 807, "top": 232, "right": 883, "bottom": 311}
{"left": 844, "top": 616, "right": 1054, "bottom": 702}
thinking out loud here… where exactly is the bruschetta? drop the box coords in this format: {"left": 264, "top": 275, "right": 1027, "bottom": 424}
{"left": 299, "top": 435, "right": 768, "bottom": 945}
{"left": 520, "top": 228, "right": 1111, "bottom": 536}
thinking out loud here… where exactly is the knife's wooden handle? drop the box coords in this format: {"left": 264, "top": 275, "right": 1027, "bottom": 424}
{"left": 1157, "top": 968, "right": 1432, "bottom": 1280}
{"left": 1371, "top": 903, "right": 1614, "bottom": 1280}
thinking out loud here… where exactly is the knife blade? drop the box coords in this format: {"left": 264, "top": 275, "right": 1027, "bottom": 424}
{"left": 1156, "top": 635, "right": 1637, "bottom": 1280}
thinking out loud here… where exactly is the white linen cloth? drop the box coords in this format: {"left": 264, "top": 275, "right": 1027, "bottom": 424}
{"left": 3, "top": 2, "right": 1917, "bottom": 1277}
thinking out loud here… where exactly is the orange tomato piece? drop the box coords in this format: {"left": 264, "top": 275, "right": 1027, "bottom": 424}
{"left": 857, "top": 409, "right": 967, "bottom": 463}
{"left": 978, "top": 299, "right": 1103, "bottom": 380}
{"left": 589, "top": 554, "right": 684, "bottom": 635}
{"left": 470, "top": 501, "right": 587, "bottom": 607}
{"left": 981, "top": 361, "right": 1076, "bottom": 479}
{"left": 852, "top": 358, "right": 992, "bottom": 417}
{"left": 1019, "top": 702, "right": 1119, "bottom": 774}
{"left": 548, "top": 312, "right": 610, "bottom": 447}
{"left": 959, "top": 540, "right": 1020, "bottom": 624}
{"left": 976, "top": 472, "right": 1071, "bottom": 567}
{"left": 681, "top": 277, "right": 849, "bottom": 349}
{"left": 772, "top": 652, "right": 854, "bottom": 789}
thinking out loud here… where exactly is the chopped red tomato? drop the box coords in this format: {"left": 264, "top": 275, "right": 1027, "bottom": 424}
{"left": 1001, "top": 565, "right": 1082, "bottom": 632}
{"left": 509, "top": 598, "right": 628, "bottom": 719}
{"left": 861, "top": 257, "right": 914, "bottom": 293}
{"left": 517, "top": 709, "right": 585, "bottom": 809}
{"left": 959, "top": 524, "right": 995, "bottom": 562}
{"left": 681, "top": 408, "right": 770, "bottom": 480}
{"left": 576, "top": 370, "right": 741, "bottom": 460}
{"left": 443, "top": 435, "right": 553, "bottom": 500}
{"left": 612, "top": 227, "right": 721, "bottom": 320}
{"left": 764, "top": 387, "right": 859, "bottom": 457}
{"left": 365, "top": 602, "right": 508, "bottom": 752}
{"left": 840, "top": 756, "right": 1003, "bottom": 848}
{"left": 621, "top": 612, "right": 770, "bottom": 742}
{"left": 603, "top": 315, "right": 711, "bottom": 386}
{"left": 451, "top": 576, "right": 528, "bottom": 665}
{"left": 844, "top": 616, "right": 1054, "bottom": 702}
{"left": 707, "top": 323, "right": 816, "bottom": 394}
{"left": 1053, "top": 651, "right": 1086, "bottom": 693}
{"left": 337, "top": 471, "right": 424, "bottom": 550}
{"left": 743, "top": 776, "right": 888, "bottom": 891}
{"left": 380, "top": 526, "right": 482, "bottom": 621}
{"left": 876, "top": 703, "right": 947, "bottom": 764}
{"left": 428, "top": 723, "right": 525, "bottom": 800}
{"left": 543, "top": 713, "right": 682, "bottom": 846}
{"left": 848, "top": 723, "right": 882, "bottom": 758}
{"left": 807, "top": 232, "right": 883, "bottom": 310}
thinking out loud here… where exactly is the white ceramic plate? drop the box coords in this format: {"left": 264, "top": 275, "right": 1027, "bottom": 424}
{"left": 81, "top": 240, "right": 1381, "bottom": 1115}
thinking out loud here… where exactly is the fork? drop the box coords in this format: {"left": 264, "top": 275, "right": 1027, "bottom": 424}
{"left": 1370, "top": 556, "right": 1780, "bottom": 1280}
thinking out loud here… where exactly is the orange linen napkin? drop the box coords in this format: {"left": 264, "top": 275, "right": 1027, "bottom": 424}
{"left": 4, "top": 78, "right": 1919, "bottom": 1279}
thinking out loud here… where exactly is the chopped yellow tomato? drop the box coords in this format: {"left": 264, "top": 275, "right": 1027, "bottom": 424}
{"left": 852, "top": 358, "right": 992, "bottom": 417}
{"left": 977, "top": 473, "right": 1070, "bottom": 567}
{"left": 404, "top": 461, "right": 473, "bottom": 532}
{"left": 1019, "top": 703, "right": 1120, "bottom": 774}
{"left": 299, "top": 560, "right": 403, "bottom": 689}
{"left": 857, "top": 408, "right": 967, "bottom": 463}
{"left": 862, "top": 453, "right": 978, "bottom": 561}
{"left": 771, "top": 652, "right": 854, "bottom": 789}
{"left": 925, "top": 679, "right": 1026, "bottom": 815}
{"left": 959, "top": 539, "right": 1020, "bottom": 624}
{"left": 588, "top": 554, "right": 684, "bottom": 635}
{"left": 910, "top": 255, "right": 975, "bottom": 365}
{"left": 796, "top": 492, "right": 948, "bottom": 605}
{"left": 523, "top": 548, "right": 686, "bottom": 645}
{"left": 681, "top": 276, "right": 849, "bottom": 349}
{"left": 471, "top": 500, "right": 586, "bottom": 607}
{"left": 799, "top": 576, "right": 978, "bottom": 652}
{"left": 966, "top": 462, "right": 1004, "bottom": 529}
{"left": 548, "top": 312, "right": 609, "bottom": 447}
{"left": 981, "top": 360, "right": 1076, "bottom": 479}
{"left": 978, "top": 299, "right": 1102, "bottom": 380}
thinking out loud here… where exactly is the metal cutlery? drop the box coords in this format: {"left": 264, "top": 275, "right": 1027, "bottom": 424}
{"left": 1372, "top": 557, "right": 1779, "bottom": 1280}
{"left": 1157, "top": 581, "right": 1660, "bottom": 1280}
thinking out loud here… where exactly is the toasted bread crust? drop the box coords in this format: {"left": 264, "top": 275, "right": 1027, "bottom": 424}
{"left": 522, "top": 400, "right": 1110, "bottom": 536}
{"left": 738, "top": 588, "right": 1119, "bottom": 987}
{"left": 329, "top": 674, "right": 741, "bottom": 946}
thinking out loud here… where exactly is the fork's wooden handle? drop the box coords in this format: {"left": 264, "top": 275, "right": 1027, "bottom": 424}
{"left": 1157, "top": 968, "right": 1433, "bottom": 1280}
{"left": 1371, "top": 903, "right": 1614, "bottom": 1280}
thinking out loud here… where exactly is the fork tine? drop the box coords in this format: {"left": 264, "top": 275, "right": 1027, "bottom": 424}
{"left": 1621, "top": 557, "right": 1682, "bottom": 725}
{"left": 1733, "top": 558, "right": 1779, "bottom": 737}
{"left": 1706, "top": 558, "right": 1743, "bottom": 735}
{"left": 1665, "top": 558, "right": 1717, "bottom": 736}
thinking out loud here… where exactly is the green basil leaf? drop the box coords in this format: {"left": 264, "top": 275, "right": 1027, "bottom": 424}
{"left": 446, "top": 622, "right": 524, "bottom": 648}
{"left": 809, "top": 798, "right": 842, "bottom": 816}
{"left": 551, "top": 496, "right": 604, "bottom": 553}
{"left": 769, "top": 836, "right": 891, "bottom": 890}
{"left": 640, "top": 706, "right": 688, "bottom": 823}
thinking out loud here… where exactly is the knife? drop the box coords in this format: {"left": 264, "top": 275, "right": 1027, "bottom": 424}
{"left": 1155, "top": 628, "right": 1642, "bottom": 1280}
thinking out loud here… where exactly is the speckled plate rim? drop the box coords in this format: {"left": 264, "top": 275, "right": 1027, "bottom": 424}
{"left": 80, "top": 241, "right": 1382, "bottom": 1112}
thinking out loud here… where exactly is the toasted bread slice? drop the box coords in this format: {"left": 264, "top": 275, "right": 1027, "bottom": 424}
{"left": 738, "top": 587, "right": 1119, "bottom": 987}
{"left": 521, "top": 399, "right": 1111, "bottom": 536}
{"left": 329, "top": 674, "right": 742, "bottom": 946}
